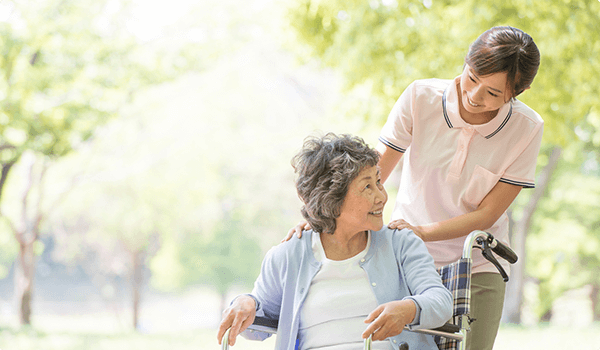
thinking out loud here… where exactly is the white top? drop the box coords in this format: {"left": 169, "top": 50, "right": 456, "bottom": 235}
{"left": 298, "top": 231, "right": 393, "bottom": 350}
{"left": 379, "top": 77, "right": 543, "bottom": 274}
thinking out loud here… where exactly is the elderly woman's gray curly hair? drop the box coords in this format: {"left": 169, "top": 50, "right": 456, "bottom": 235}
{"left": 291, "top": 133, "right": 380, "bottom": 234}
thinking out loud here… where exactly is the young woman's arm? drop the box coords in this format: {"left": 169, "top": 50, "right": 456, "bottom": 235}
{"left": 390, "top": 181, "right": 521, "bottom": 242}
{"left": 376, "top": 142, "right": 404, "bottom": 184}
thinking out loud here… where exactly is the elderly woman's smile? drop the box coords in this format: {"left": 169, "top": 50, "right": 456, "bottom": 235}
{"left": 336, "top": 165, "right": 388, "bottom": 235}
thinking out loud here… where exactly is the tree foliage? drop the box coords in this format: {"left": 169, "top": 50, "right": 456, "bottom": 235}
{"left": 0, "top": 0, "right": 199, "bottom": 326}
{"left": 286, "top": 0, "right": 600, "bottom": 145}
{"left": 524, "top": 142, "right": 600, "bottom": 319}
{"left": 285, "top": 0, "right": 600, "bottom": 322}
{"left": 0, "top": 0, "right": 193, "bottom": 189}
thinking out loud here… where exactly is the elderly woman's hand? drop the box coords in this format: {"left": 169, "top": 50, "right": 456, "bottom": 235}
{"left": 217, "top": 295, "right": 257, "bottom": 346}
{"left": 281, "top": 221, "right": 311, "bottom": 242}
{"left": 362, "top": 300, "right": 417, "bottom": 341}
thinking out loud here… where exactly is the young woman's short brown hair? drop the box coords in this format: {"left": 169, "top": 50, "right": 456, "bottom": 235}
{"left": 465, "top": 26, "right": 540, "bottom": 99}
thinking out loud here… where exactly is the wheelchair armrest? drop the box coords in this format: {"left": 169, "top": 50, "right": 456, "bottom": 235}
{"left": 431, "top": 322, "right": 460, "bottom": 334}
{"left": 246, "top": 316, "right": 279, "bottom": 335}
{"left": 253, "top": 316, "right": 279, "bottom": 328}
{"left": 404, "top": 322, "right": 464, "bottom": 341}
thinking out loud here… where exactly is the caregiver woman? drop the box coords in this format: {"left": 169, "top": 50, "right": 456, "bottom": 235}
{"left": 286, "top": 26, "right": 543, "bottom": 350}
{"left": 377, "top": 26, "right": 542, "bottom": 350}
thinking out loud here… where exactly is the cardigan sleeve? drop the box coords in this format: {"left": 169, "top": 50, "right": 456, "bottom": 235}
{"left": 397, "top": 229, "right": 453, "bottom": 330}
{"left": 239, "top": 245, "right": 285, "bottom": 341}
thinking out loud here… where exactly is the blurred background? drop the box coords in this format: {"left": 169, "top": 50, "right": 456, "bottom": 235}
{"left": 0, "top": 0, "right": 599, "bottom": 349}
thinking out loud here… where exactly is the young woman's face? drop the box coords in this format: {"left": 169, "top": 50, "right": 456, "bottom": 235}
{"left": 460, "top": 64, "right": 511, "bottom": 114}
{"left": 336, "top": 166, "right": 387, "bottom": 234}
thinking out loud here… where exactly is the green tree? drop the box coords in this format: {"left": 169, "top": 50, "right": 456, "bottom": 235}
{"left": 56, "top": 181, "right": 168, "bottom": 329}
{"left": 152, "top": 209, "right": 263, "bottom": 315}
{"left": 285, "top": 0, "right": 600, "bottom": 323}
{"left": 195, "top": 212, "right": 263, "bottom": 314}
{"left": 44, "top": 0, "right": 369, "bottom": 328}
{"left": 523, "top": 136, "right": 600, "bottom": 320}
{"left": 0, "top": 0, "right": 193, "bottom": 326}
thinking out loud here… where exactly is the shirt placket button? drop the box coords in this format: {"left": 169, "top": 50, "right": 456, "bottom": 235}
{"left": 448, "top": 129, "right": 475, "bottom": 180}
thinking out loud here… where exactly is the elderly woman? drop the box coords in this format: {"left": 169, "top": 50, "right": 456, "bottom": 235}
{"left": 217, "top": 133, "right": 452, "bottom": 350}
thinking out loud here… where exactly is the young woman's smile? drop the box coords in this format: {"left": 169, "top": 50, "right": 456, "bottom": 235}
{"left": 459, "top": 64, "right": 510, "bottom": 119}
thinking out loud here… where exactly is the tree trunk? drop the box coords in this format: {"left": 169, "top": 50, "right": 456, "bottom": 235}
{"left": 15, "top": 241, "right": 36, "bottom": 325}
{"left": 0, "top": 160, "right": 16, "bottom": 203}
{"left": 5, "top": 154, "right": 48, "bottom": 327}
{"left": 502, "top": 147, "right": 562, "bottom": 324}
{"left": 132, "top": 250, "right": 143, "bottom": 330}
{"left": 591, "top": 280, "right": 600, "bottom": 321}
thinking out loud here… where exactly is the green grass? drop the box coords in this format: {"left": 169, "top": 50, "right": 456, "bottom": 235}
{"left": 1, "top": 323, "right": 599, "bottom": 350}
{"left": 0, "top": 327, "right": 216, "bottom": 350}
{"left": 494, "top": 323, "right": 600, "bottom": 349}
{"left": 0, "top": 327, "right": 276, "bottom": 350}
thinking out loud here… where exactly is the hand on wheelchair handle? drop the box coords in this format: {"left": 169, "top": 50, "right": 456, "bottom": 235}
{"left": 362, "top": 300, "right": 416, "bottom": 341}
{"left": 217, "top": 296, "right": 257, "bottom": 347}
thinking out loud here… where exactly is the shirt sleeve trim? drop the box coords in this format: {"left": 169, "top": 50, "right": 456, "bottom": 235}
{"left": 499, "top": 178, "right": 535, "bottom": 189}
{"left": 378, "top": 136, "right": 406, "bottom": 153}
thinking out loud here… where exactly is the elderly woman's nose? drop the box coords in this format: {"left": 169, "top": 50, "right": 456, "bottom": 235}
{"left": 376, "top": 186, "right": 387, "bottom": 203}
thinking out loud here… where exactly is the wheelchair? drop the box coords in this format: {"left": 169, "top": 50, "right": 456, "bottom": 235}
{"left": 221, "top": 230, "right": 518, "bottom": 350}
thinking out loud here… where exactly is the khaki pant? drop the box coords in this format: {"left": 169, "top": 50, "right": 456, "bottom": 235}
{"left": 466, "top": 273, "right": 506, "bottom": 350}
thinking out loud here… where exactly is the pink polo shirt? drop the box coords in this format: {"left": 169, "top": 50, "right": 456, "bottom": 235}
{"left": 379, "top": 77, "right": 543, "bottom": 274}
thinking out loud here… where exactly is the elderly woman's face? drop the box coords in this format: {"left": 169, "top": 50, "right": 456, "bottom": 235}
{"left": 337, "top": 166, "right": 387, "bottom": 233}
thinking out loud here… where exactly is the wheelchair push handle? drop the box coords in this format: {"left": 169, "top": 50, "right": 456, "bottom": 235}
{"left": 484, "top": 233, "right": 518, "bottom": 264}
{"left": 472, "top": 231, "right": 518, "bottom": 282}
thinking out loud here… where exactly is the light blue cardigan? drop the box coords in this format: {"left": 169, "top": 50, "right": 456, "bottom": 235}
{"left": 241, "top": 227, "right": 452, "bottom": 350}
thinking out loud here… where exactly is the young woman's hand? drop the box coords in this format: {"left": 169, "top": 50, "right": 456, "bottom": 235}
{"left": 281, "top": 221, "right": 311, "bottom": 242}
{"left": 362, "top": 300, "right": 417, "bottom": 341}
{"left": 388, "top": 219, "right": 425, "bottom": 241}
{"left": 217, "top": 295, "right": 257, "bottom": 346}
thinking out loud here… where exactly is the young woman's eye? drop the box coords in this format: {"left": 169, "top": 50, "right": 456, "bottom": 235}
{"left": 469, "top": 75, "right": 476, "bottom": 83}
{"left": 489, "top": 91, "right": 499, "bottom": 97}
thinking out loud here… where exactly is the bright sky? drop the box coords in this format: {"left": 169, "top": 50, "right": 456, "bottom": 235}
{"left": 126, "top": 0, "right": 280, "bottom": 43}
{"left": 126, "top": 0, "right": 196, "bottom": 41}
